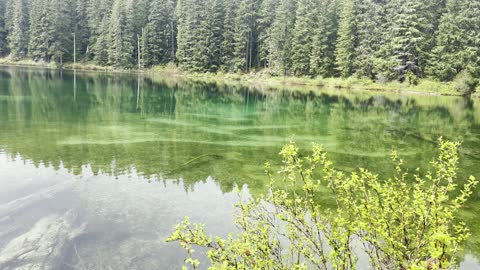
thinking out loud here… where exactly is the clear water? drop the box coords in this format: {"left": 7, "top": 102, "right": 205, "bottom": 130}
{"left": 0, "top": 67, "right": 479, "bottom": 269}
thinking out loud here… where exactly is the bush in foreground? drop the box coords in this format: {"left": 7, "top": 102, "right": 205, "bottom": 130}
{"left": 167, "top": 139, "right": 477, "bottom": 270}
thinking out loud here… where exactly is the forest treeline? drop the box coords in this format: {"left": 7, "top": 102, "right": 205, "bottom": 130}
{"left": 0, "top": 0, "right": 479, "bottom": 83}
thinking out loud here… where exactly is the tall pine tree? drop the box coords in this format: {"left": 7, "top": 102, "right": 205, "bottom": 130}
{"left": 291, "top": 0, "right": 316, "bottom": 76}
{"left": 429, "top": 0, "right": 480, "bottom": 80}
{"left": 0, "top": 0, "right": 8, "bottom": 56}
{"left": 142, "top": 0, "right": 175, "bottom": 67}
{"left": 269, "top": 0, "right": 296, "bottom": 76}
{"left": 309, "top": 0, "right": 338, "bottom": 77}
{"left": 8, "top": 0, "right": 29, "bottom": 59}
{"left": 107, "top": 0, "right": 134, "bottom": 67}
{"left": 335, "top": 0, "right": 356, "bottom": 77}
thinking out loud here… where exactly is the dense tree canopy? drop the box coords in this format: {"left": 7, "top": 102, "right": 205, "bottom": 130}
{"left": 0, "top": 0, "right": 479, "bottom": 83}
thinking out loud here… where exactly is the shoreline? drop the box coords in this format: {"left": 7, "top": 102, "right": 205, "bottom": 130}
{"left": 0, "top": 59, "right": 475, "bottom": 98}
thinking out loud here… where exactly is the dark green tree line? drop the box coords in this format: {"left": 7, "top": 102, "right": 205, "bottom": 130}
{"left": 0, "top": 0, "right": 479, "bottom": 85}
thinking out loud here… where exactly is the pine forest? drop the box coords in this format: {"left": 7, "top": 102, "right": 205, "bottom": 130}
{"left": 0, "top": 0, "right": 479, "bottom": 83}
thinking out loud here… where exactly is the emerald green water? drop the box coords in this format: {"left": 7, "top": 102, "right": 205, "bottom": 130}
{"left": 0, "top": 67, "right": 479, "bottom": 269}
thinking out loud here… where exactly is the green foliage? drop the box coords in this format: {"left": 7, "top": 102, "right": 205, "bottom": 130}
{"left": 268, "top": 0, "right": 296, "bottom": 76}
{"left": 107, "top": 0, "right": 134, "bottom": 67}
{"left": 231, "top": 0, "right": 257, "bottom": 72}
{"left": 8, "top": 0, "right": 29, "bottom": 59}
{"left": 309, "top": 0, "right": 337, "bottom": 77}
{"left": 291, "top": 0, "right": 316, "bottom": 76}
{"left": 291, "top": 0, "right": 339, "bottom": 77}
{"left": 87, "top": 0, "right": 112, "bottom": 61}
{"left": 0, "top": 0, "right": 478, "bottom": 84}
{"left": 168, "top": 139, "right": 477, "bottom": 269}
{"left": 175, "top": 0, "right": 205, "bottom": 71}
{"left": 453, "top": 70, "right": 478, "bottom": 96}
{"left": 93, "top": 16, "right": 110, "bottom": 65}
{"left": 27, "top": 0, "right": 74, "bottom": 63}
{"left": 257, "top": 0, "right": 277, "bottom": 70}
{"left": 352, "top": 0, "right": 385, "bottom": 79}
{"left": 142, "top": 0, "right": 175, "bottom": 67}
{"left": 381, "top": 0, "right": 430, "bottom": 80}
{"left": 335, "top": 0, "right": 355, "bottom": 78}
{"left": 74, "top": 0, "right": 90, "bottom": 59}
{"left": 0, "top": 0, "right": 9, "bottom": 56}
{"left": 428, "top": 0, "right": 480, "bottom": 81}
{"left": 406, "top": 70, "right": 419, "bottom": 86}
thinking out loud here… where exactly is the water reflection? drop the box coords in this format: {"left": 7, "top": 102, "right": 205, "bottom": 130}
{"left": 0, "top": 67, "right": 479, "bottom": 268}
{"left": 0, "top": 153, "right": 239, "bottom": 269}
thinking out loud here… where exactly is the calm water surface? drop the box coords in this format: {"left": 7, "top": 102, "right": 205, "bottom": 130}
{"left": 0, "top": 67, "right": 479, "bottom": 269}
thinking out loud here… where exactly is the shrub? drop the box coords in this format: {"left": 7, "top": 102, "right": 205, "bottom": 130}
{"left": 167, "top": 139, "right": 477, "bottom": 270}
{"left": 453, "top": 71, "right": 478, "bottom": 96}
{"left": 406, "top": 70, "right": 419, "bottom": 86}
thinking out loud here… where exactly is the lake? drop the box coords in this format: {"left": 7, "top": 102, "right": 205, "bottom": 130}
{"left": 0, "top": 66, "right": 479, "bottom": 269}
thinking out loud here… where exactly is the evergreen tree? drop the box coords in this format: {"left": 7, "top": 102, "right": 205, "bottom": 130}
{"left": 74, "top": 0, "right": 90, "bottom": 60}
{"left": 354, "top": 0, "right": 385, "bottom": 79}
{"left": 176, "top": 0, "right": 223, "bottom": 72}
{"left": 28, "top": 0, "right": 49, "bottom": 61}
{"left": 142, "top": 0, "right": 175, "bottom": 67}
{"left": 335, "top": 0, "right": 356, "bottom": 77}
{"left": 269, "top": 0, "right": 296, "bottom": 75}
{"left": 0, "top": 0, "right": 475, "bottom": 84}
{"left": 0, "top": 0, "right": 8, "bottom": 56}
{"left": 291, "top": 0, "right": 316, "bottom": 76}
{"left": 47, "top": 0, "right": 74, "bottom": 63}
{"left": 381, "top": 0, "right": 432, "bottom": 80}
{"left": 232, "top": 0, "right": 257, "bottom": 72}
{"left": 8, "top": 0, "right": 29, "bottom": 59}
{"left": 87, "top": 0, "right": 112, "bottom": 60}
{"left": 107, "top": 0, "right": 134, "bottom": 67}
{"left": 220, "top": 0, "right": 237, "bottom": 71}
{"left": 176, "top": 0, "right": 199, "bottom": 70}
{"left": 130, "top": 0, "right": 149, "bottom": 35}
{"left": 429, "top": 0, "right": 480, "bottom": 80}
{"left": 94, "top": 15, "right": 110, "bottom": 65}
{"left": 257, "top": 0, "right": 278, "bottom": 69}
{"left": 309, "top": 0, "right": 338, "bottom": 77}
{"left": 202, "top": 0, "right": 224, "bottom": 71}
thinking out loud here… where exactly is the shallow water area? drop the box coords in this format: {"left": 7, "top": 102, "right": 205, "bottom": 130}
{"left": 0, "top": 66, "right": 479, "bottom": 269}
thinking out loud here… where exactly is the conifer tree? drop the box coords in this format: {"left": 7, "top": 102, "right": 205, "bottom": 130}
{"left": 0, "top": 0, "right": 475, "bottom": 84}
{"left": 28, "top": 0, "right": 49, "bottom": 61}
{"left": 8, "top": 0, "right": 29, "bottom": 59}
{"left": 108, "top": 0, "right": 134, "bottom": 67}
{"left": 382, "top": 0, "right": 431, "bottom": 80}
{"left": 220, "top": 0, "right": 237, "bottom": 72}
{"left": 354, "top": 0, "right": 385, "bottom": 79}
{"left": 291, "top": 0, "right": 316, "bottom": 76}
{"left": 94, "top": 15, "right": 110, "bottom": 65}
{"left": 257, "top": 0, "right": 278, "bottom": 69}
{"left": 335, "top": 0, "right": 356, "bottom": 77}
{"left": 203, "top": 0, "right": 225, "bottom": 71}
{"left": 176, "top": 0, "right": 199, "bottom": 70}
{"left": 429, "top": 0, "right": 480, "bottom": 81}
{"left": 309, "top": 0, "right": 338, "bottom": 77}
{"left": 269, "top": 0, "right": 296, "bottom": 75}
{"left": 87, "top": 0, "right": 113, "bottom": 60}
{"left": 74, "top": 0, "right": 90, "bottom": 60}
{"left": 142, "top": 0, "right": 175, "bottom": 67}
{"left": 0, "top": 0, "right": 8, "bottom": 56}
{"left": 47, "top": 0, "right": 74, "bottom": 63}
{"left": 232, "top": 0, "right": 257, "bottom": 72}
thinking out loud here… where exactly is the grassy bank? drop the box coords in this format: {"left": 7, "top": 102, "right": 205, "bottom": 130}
{"left": 174, "top": 71, "right": 461, "bottom": 95}
{"left": 0, "top": 58, "right": 476, "bottom": 97}
{"left": 149, "top": 65, "right": 475, "bottom": 96}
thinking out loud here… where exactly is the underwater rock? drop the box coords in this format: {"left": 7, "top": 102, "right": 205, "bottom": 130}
{"left": 0, "top": 210, "right": 85, "bottom": 270}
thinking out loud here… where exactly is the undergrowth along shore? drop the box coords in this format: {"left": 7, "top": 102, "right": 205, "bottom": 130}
{"left": 1, "top": 58, "right": 479, "bottom": 97}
